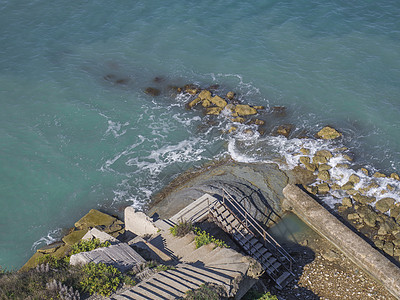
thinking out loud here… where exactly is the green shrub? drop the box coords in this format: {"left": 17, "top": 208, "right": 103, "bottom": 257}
{"left": 193, "top": 228, "right": 228, "bottom": 249}
{"left": 170, "top": 220, "right": 193, "bottom": 237}
{"left": 185, "top": 283, "right": 224, "bottom": 299}
{"left": 244, "top": 289, "right": 279, "bottom": 300}
{"left": 70, "top": 238, "right": 111, "bottom": 256}
{"left": 36, "top": 254, "right": 68, "bottom": 269}
{"left": 155, "top": 264, "right": 175, "bottom": 272}
{"left": 79, "top": 262, "right": 121, "bottom": 296}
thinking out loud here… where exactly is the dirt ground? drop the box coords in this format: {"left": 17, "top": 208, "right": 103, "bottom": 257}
{"left": 266, "top": 229, "right": 396, "bottom": 300}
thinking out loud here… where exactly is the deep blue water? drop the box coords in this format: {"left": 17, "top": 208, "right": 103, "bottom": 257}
{"left": 1, "top": 1, "right": 400, "bottom": 269}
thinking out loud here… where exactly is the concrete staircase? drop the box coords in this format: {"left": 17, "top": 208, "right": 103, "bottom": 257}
{"left": 111, "top": 207, "right": 259, "bottom": 299}
{"left": 209, "top": 196, "right": 294, "bottom": 289}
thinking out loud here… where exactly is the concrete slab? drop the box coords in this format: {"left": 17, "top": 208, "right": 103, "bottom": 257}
{"left": 69, "top": 242, "right": 145, "bottom": 272}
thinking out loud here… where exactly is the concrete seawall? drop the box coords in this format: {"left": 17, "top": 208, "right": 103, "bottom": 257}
{"left": 283, "top": 184, "right": 400, "bottom": 299}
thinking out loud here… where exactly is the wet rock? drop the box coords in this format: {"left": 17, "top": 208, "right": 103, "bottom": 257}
{"left": 144, "top": 87, "right": 161, "bottom": 96}
{"left": 299, "top": 156, "right": 317, "bottom": 172}
{"left": 317, "top": 183, "right": 330, "bottom": 194}
{"left": 198, "top": 89, "right": 212, "bottom": 101}
{"left": 300, "top": 148, "right": 310, "bottom": 155}
{"left": 316, "top": 126, "right": 342, "bottom": 140}
{"left": 349, "top": 174, "right": 361, "bottom": 184}
{"left": 383, "top": 241, "right": 394, "bottom": 256}
{"left": 75, "top": 209, "right": 116, "bottom": 230}
{"left": 184, "top": 84, "right": 200, "bottom": 95}
{"left": 228, "top": 126, "right": 237, "bottom": 133}
{"left": 313, "top": 155, "right": 328, "bottom": 164}
{"left": 226, "top": 91, "right": 235, "bottom": 100}
{"left": 315, "top": 150, "right": 333, "bottom": 160}
{"left": 341, "top": 181, "right": 354, "bottom": 190}
{"left": 342, "top": 197, "right": 353, "bottom": 207}
{"left": 333, "top": 147, "right": 348, "bottom": 152}
{"left": 275, "top": 124, "right": 293, "bottom": 138}
{"left": 347, "top": 213, "right": 359, "bottom": 220}
{"left": 375, "top": 198, "right": 395, "bottom": 213}
{"left": 353, "top": 193, "right": 375, "bottom": 205}
{"left": 211, "top": 95, "right": 227, "bottom": 108}
{"left": 336, "top": 163, "right": 350, "bottom": 169}
{"left": 330, "top": 183, "right": 341, "bottom": 190}
{"left": 346, "top": 189, "right": 358, "bottom": 196}
{"left": 361, "top": 168, "right": 369, "bottom": 176}
{"left": 391, "top": 206, "right": 400, "bottom": 219}
{"left": 318, "top": 164, "right": 332, "bottom": 171}
{"left": 387, "top": 184, "right": 395, "bottom": 191}
{"left": 253, "top": 106, "right": 265, "bottom": 110}
{"left": 271, "top": 106, "right": 286, "bottom": 116}
{"left": 373, "top": 172, "right": 386, "bottom": 178}
{"left": 318, "top": 170, "right": 330, "bottom": 181}
{"left": 252, "top": 119, "right": 265, "bottom": 126}
{"left": 363, "top": 210, "right": 378, "bottom": 228}
{"left": 231, "top": 117, "right": 245, "bottom": 123}
{"left": 37, "top": 241, "right": 64, "bottom": 254}
{"left": 168, "top": 85, "right": 183, "bottom": 93}
{"left": 205, "top": 107, "right": 222, "bottom": 115}
{"left": 390, "top": 173, "right": 400, "bottom": 180}
{"left": 304, "top": 184, "right": 317, "bottom": 195}
{"left": 394, "top": 247, "right": 400, "bottom": 257}
{"left": 359, "top": 181, "right": 379, "bottom": 194}
{"left": 374, "top": 239, "right": 384, "bottom": 249}
{"left": 188, "top": 97, "right": 202, "bottom": 108}
{"left": 225, "top": 104, "right": 237, "bottom": 116}
{"left": 292, "top": 166, "right": 317, "bottom": 184}
{"left": 235, "top": 104, "right": 258, "bottom": 116}
{"left": 202, "top": 99, "right": 212, "bottom": 107}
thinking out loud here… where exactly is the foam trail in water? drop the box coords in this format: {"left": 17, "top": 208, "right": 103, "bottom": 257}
{"left": 31, "top": 228, "right": 62, "bottom": 251}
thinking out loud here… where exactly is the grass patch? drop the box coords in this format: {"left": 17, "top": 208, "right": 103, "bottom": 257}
{"left": 193, "top": 228, "right": 228, "bottom": 249}
{"left": 169, "top": 220, "right": 193, "bottom": 237}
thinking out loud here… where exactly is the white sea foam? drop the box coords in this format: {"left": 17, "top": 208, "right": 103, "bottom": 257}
{"left": 31, "top": 228, "right": 62, "bottom": 251}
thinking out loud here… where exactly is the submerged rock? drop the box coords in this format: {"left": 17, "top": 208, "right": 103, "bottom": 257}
{"left": 184, "top": 84, "right": 200, "bottom": 95}
{"left": 144, "top": 87, "right": 161, "bottom": 96}
{"left": 270, "top": 106, "right": 286, "bottom": 116}
{"left": 317, "top": 183, "right": 330, "bottom": 194}
{"left": 275, "top": 124, "right": 293, "bottom": 138}
{"left": 316, "top": 126, "right": 342, "bottom": 140}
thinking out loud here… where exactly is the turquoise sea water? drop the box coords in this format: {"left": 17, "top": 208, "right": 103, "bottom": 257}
{"left": 1, "top": 1, "right": 400, "bottom": 269}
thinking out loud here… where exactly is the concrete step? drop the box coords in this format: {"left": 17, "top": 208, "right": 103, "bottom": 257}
{"left": 276, "top": 271, "right": 292, "bottom": 288}
{"left": 170, "top": 194, "right": 217, "bottom": 224}
{"left": 178, "top": 264, "right": 232, "bottom": 287}
{"left": 183, "top": 243, "right": 215, "bottom": 263}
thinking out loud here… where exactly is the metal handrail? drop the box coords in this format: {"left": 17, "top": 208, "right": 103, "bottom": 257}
{"left": 221, "top": 188, "right": 295, "bottom": 270}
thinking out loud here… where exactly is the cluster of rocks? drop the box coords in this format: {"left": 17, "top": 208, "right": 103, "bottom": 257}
{"left": 21, "top": 209, "right": 125, "bottom": 271}
{"left": 296, "top": 126, "right": 400, "bottom": 259}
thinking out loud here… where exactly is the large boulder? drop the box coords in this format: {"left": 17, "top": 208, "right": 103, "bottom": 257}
{"left": 234, "top": 105, "right": 257, "bottom": 116}
{"left": 211, "top": 95, "right": 227, "bottom": 108}
{"left": 198, "top": 89, "right": 212, "bottom": 101}
{"left": 316, "top": 126, "right": 342, "bottom": 140}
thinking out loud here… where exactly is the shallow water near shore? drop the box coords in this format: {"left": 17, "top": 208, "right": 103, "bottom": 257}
{"left": 1, "top": 1, "right": 400, "bottom": 269}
